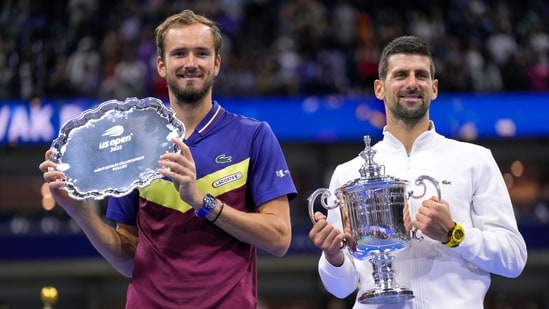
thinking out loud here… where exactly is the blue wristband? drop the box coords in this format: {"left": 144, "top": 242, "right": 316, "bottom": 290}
{"left": 195, "top": 193, "right": 217, "bottom": 218}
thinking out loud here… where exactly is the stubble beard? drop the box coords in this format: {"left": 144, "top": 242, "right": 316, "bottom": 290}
{"left": 167, "top": 77, "right": 213, "bottom": 108}
{"left": 391, "top": 99, "right": 429, "bottom": 126}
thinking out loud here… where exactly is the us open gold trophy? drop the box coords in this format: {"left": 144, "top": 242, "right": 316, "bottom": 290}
{"left": 308, "top": 135, "right": 441, "bottom": 304}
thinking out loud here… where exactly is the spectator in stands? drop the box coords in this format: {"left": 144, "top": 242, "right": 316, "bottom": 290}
{"left": 1, "top": 0, "right": 548, "bottom": 99}
{"left": 65, "top": 36, "right": 101, "bottom": 97}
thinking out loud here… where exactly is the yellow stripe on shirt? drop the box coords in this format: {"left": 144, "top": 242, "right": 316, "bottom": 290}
{"left": 138, "top": 158, "right": 250, "bottom": 213}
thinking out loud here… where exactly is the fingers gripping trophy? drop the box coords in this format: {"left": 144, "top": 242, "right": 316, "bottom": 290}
{"left": 308, "top": 135, "right": 441, "bottom": 304}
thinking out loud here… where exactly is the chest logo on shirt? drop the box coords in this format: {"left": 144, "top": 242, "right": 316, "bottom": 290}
{"left": 213, "top": 172, "right": 242, "bottom": 188}
{"left": 215, "top": 154, "right": 232, "bottom": 164}
{"left": 276, "top": 169, "right": 290, "bottom": 177}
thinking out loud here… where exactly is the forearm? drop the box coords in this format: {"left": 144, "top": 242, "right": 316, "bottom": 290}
{"left": 63, "top": 200, "right": 137, "bottom": 277}
{"left": 455, "top": 226, "right": 527, "bottom": 278}
{"left": 465, "top": 149, "right": 527, "bottom": 277}
{"left": 458, "top": 160, "right": 528, "bottom": 277}
{"left": 209, "top": 196, "right": 291, "bottom": 257}
{"left": 318, "top": 252, "right": 360, "bottom": 298}
{"left": 43, "top": 156, "right": 137, "bottom": 276}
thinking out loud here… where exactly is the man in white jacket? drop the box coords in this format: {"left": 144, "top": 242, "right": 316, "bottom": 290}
{"left": 308, "top": 35, "right": 527, "bottom": 308}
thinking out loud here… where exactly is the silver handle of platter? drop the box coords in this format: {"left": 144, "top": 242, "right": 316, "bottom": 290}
{"left": 307, "top": 188, "right": 339, "bottom": 223}
{"left": 408, "top": 175, "right": 442, "bottom": 240}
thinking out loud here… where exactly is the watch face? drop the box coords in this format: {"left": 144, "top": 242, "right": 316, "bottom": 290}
{"left": 454, "top": 229, "right": 464, "bottom": 241}
{"left": 204, "top": 194, "right": 217, "bottom": 210}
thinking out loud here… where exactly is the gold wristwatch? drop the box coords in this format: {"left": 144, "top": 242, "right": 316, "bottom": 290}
{"left": 443, "top": 222, "right": 465, "bottom": 248}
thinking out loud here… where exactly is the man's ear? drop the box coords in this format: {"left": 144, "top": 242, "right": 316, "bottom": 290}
{"left": 213, "top": 54, "right": 221, "bottom": 76}
{"left": 157, "top": 56, "right": 166, "bottom": 78}
{"left": 431, "top": 79, "right": 439, "bottom": 100}
{"left": 374, "top": 79, "right": 384, "bottom": 100}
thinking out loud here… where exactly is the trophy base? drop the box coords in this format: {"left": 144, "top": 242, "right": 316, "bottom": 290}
{"left": 358, "top": 287, "right": 414, "bottom": 304}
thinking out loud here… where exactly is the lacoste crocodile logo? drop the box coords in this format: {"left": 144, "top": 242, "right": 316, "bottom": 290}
{"left": 215, "top": 154, "right": 232, "bottom": 164}
{"left": 441, "top": 180, "right": 452, "bottom": 185}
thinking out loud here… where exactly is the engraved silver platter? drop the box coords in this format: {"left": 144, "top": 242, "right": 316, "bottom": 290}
{"left": 49, "top": 97, "right": 185, "bottom": 200}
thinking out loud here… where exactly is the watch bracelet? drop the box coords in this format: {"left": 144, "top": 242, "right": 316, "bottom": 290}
{"left": 443, "top": 222, "right": 464, "bottom": 248}
{"left": 195, "top": 193, "right": 217, "bottom": 218}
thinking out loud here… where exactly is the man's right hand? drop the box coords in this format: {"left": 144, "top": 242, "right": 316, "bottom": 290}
{"left": 38, "top": 149, "right": 81, "bottom": 210}
{"left": 308, "top": 211, "right": 346, "bottom": 266}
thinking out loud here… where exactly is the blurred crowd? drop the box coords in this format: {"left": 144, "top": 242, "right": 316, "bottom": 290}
{"left": 0, "top": 0, "right": 548, "bottom": 101}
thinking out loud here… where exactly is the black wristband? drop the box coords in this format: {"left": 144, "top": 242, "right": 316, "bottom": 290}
{"left": 210, "top": 201, "right": 224, "bottom": 224}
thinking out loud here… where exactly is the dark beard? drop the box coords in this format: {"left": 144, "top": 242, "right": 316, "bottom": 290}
{"left": 167, "top": 78, "right": 213, "bottom": 107}
{"left": 391, "top": 100, "right": 428, "bottom": 125}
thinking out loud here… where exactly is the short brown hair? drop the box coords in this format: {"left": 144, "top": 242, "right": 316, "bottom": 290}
{"left": 155, "top": 9, "right": 222, "bottom": 60}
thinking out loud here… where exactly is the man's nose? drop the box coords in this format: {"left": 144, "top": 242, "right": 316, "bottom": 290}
{"left": 185, "top": 53, "right": 197, "bottom": 67}
{"left": 405, "top": 75, "right": 419, "bottom": 88}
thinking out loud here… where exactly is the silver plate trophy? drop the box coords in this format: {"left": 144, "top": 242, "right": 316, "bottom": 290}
{"left": 49, "top": 97, "right": 185, "bottom": 200}
{"left": 308, "top": 135, "right": 440, "bottom": 304}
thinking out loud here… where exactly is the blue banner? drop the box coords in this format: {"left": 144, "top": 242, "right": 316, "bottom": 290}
{"left": 1, "top": 92, "right": 548, "bottom": 146}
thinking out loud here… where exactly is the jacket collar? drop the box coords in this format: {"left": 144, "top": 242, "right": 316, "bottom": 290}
{"left": 381, "top": 121, "right": 440, "bottom": 153}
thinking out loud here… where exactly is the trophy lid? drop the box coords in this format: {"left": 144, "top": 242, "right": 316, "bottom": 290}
{"left": 340, "top": 135, "right": 408, "bottom": 190}
{"left": 359, "top": 135, "right": 382, "bottom": 179}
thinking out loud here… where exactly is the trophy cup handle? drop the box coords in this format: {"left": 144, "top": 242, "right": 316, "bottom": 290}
{"left": 307, "top": 188, "right": 338, "bottom": 223}
{"left": 408, "top": 175, "right": 441, "bottom": 240}
{"left": 409, "top": 175, "right": 441, "bottom": 202}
